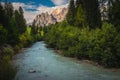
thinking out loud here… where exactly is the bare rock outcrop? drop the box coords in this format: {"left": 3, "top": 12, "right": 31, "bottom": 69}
{"left": 33, "top": 7, "right": 68, "bottom": 27}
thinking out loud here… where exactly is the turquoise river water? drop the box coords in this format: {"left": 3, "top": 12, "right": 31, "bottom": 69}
{"left": 13, "top": 42, "right": 120, "bottom": 80}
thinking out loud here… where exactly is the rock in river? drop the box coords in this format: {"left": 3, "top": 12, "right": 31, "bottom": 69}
{"left": 28, "top": 70, "right": 36, "bottom": 73}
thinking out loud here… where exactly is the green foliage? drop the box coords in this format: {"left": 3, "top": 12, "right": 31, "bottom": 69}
{"left": 31, "top": 23, "right": 46, "bottom": 41}
{"left": 45, "top": 22, "right": 120, "bottom": 68}
{"left": 19, "top": 34, "right": 27, "bottom": 46}
{"left": 82, "top": 0, "right": 102, "bottom": 28}
{"left": 76, "top": 0, "right": 83, "bottom": 8}
{"left": 74, "top": 5, "right": 86, "bottom": 27}
{"left": 19, "top": 27, "right": 35, "bottom": 47}
{"left": 2, "top": 45, "right": 14, "bottom": 57}
{"left": 0, "top": 45, "right": 16, "bottom": 80}
{"left": 0, "top": 2, "right": 27, "bottom": 45}
{"left": 67, "top": 0, "right": 101, "bottom": 28}
{"left": 0, "top": 3, "right": 5, "bottom": 25}
{"left": 44, "top": 0, "right": 119, "bottom": 68}
{"left": 0, "top": 61, "right": 16, "bottom": 80}
{"left": 0, "top": 3, "right": 33, "bottom": 80}
{"left": 7, "top": 17, "right": 19, "bottom": 45}
{"left": 66, "top": 0, "right": 75, "bottom": 26}
{"left": 109, "top": 0, "right": 120, "bottom": 32}
{"left": 0, "top": 25, "right": 7, "bottom": 45}
{"left": 14, "top": 45, "right": 21, "bottom": 53}
{"left": 15, "top": 7, "right": 27, "bottom": 34}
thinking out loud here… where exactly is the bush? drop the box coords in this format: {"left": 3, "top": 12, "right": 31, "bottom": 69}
{"left": 14, "top": 45, "right": 21, "bottom": 53}
{"left": 0, "top": 61, "right": 16, "bottom": 80}
{"left": 0, "top": 25, "right": 7, "bottom": 45}
{"left": 45, "top": 22, "right": 120, "bottom": 68}
{"left": 0, "top": 45, "right": 16, "bottom": 80}
{"left": 2, "top": 45, "right": 14, "bottom": 61}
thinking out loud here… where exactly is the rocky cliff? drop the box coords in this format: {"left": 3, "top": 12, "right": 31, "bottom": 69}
{"left": 33, "top": 7, "right": 68, "bottom": 27}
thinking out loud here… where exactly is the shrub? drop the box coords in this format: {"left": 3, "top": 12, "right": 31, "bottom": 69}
{"left": 0, "top": 61, "right": 16, "bottom": 80}
{"left": 14, "top": 45, "right": 21, "bottom": 53}
{"left": 2, "top": 45, "right": 14, "bottom": 60}
{"left": 45, "top": 22, "right": 120, "bottom": 68}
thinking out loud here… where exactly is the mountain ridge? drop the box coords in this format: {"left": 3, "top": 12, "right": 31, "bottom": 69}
{"left": 32, "top": 7, "right": 68, "bottom": 27}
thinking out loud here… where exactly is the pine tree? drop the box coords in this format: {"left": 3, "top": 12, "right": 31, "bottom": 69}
{"left": 83, "top": 0, "right": 102, "bottom": 28}
{"left": 4, "top": 2, "right": 14, "bottom": 18}
{"left": 74, "top": 5, "right": 86, "bottom": 27}
{"left": 109, "top": 0, "right": 120, "bottom": 32}
{"left": 74, "top": 0, "right": 86, "bottom": 27}
{"left": 18, "top": 7, "right": 26, "bottom": 34}
{"left": 0, "top": 25, "right": 7, "bottom": 45}
{"left": 0, "top": 3, "right": 4, "bottom": 25}
{"left": 0, "top": 2, "right": 28, "bottom": 45}
{"left": 66, "top": 0, "right": 75, "bottom": 26}
{"left": 2, "top": 2, "right": 20, "bottom": 45}
{"left": 15, "top": 7, "right": 26, "bottom": 34}
{"left": 76, "top": 0, "right": 83, "bottom": 8}
{"left": 8, "top": 17, "right": 19, "bottom": 45}
{"left": 31, "top": 20, "right": 38, "bottom": 35}
{"left": 3, "top": 2, "right": 14, "bottom": 30}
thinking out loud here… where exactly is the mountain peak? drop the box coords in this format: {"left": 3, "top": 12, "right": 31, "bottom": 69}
{"left": 33, "top": 7, "right": 68, "bottom": 27}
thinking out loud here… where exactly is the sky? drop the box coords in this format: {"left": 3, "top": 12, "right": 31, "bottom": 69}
{"left": 0, "top": 0, "right": 69, "bottom": 24}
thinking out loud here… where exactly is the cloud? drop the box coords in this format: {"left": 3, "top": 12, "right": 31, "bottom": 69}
{"left": 51, "top": 0, "right": 69, "bottom": 6}
{"left": 12, "top": 3, "right": 25, "bottom": 10}
{"left": 12, "top": 2, "right": 37, "bottom": 11}
{"left": 12, "top": 2, "right": 68, "bottom": 24}
{"left": 37, "top": 4, "right": 68, "bottom": 14}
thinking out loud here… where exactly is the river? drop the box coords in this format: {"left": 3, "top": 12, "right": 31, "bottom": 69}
{"left": 13, "top": 42, "right": 120, "bottom": 80}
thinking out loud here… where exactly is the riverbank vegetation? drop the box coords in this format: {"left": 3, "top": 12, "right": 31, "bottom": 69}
{"left": 45, "top": 22, "right": 120, "bottom": 68}
{"left": 0, "top": 2, "right": 39, "bottom": 80}
{"left": 44, "top": 0, "right": 120, "bottom": 68}
{"left": 0, "top": 0, "right": 120, "bottom": 79}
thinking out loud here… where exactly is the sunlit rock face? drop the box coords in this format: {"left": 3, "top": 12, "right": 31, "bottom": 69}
{"left": 33, "top": 12, "right": 56, "bottom": 27}
{"left": 33, "top": 7, "right": 68, "bottom": 27}
{"left": 51, "top": 7, "right": 68, "bottom": 22}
